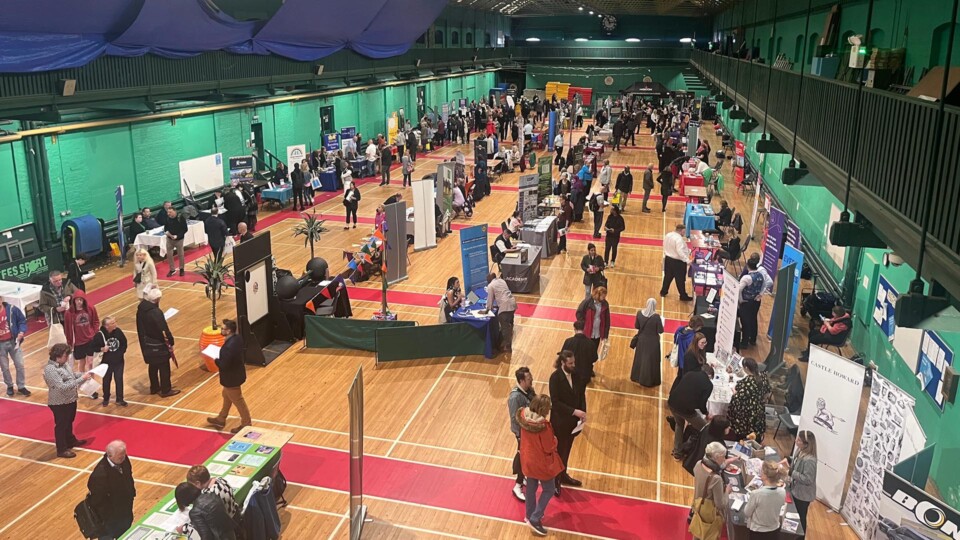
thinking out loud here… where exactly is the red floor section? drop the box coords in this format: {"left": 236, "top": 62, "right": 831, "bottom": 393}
{"left": 0, "top": 399, "right": 691, "bottom": 539}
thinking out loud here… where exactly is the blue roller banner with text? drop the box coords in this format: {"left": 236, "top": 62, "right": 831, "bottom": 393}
{"left": 768, "top": 244, "right": 804, "bottom": 344}
{"left": 460, "top": 224, "right": 490, "bottom": 294}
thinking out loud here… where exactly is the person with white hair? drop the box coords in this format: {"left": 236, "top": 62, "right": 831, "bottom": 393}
{"left": 630, "top": 298, "right": 664, "bottom": 387}
{"left": 87, "top": 440, "right": 136, "bottom": 539}
{"left": 135, "top": 286, "right": 179, "bottom": 397}
{"left": 690, "top": 440, "right": 733, "bottom": 540}
{"left": 132, "top": 248, "right": 157, "bottom": 299}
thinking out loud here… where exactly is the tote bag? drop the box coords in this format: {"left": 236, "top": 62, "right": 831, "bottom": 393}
{"left": 47, "top": 310, "right": 67, "bottom": 347}
{"left": 688, "top": 473, "right": 723, "bottom": 540}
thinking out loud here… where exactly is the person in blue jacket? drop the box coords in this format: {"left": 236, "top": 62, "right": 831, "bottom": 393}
{"left": 0, "top": 296, "right": 29, "bottom": 397}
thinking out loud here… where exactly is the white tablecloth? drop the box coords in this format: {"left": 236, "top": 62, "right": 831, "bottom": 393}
{"left": 706, "top": 353, "right": 746, "bottom": 416}
{"left": 0, "top": 281, "right": 42, "bottom": 314}
{"left": 134, "top": 221, "right": 212, "bottom": 258}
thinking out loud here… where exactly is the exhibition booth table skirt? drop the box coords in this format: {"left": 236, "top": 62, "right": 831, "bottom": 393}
{"left": 695, "top": 296, "right": 740, "bottom": 354}
{"left": 683, "top": 203, "right": 716, "bottom": 236}
{"left": 120, "top": 426, "right": 293, "bottom": 539}
{"left": 317, "top": 169, "right": 338, "bottom": 191}
{"left": 261, "top": 185, "right": 293, "bottom": 207}
{"left": 520, "top": 217, "right": 559, "bottom": 258}
{"left": 0, "top": 280, "right": 42, "bottom": 314}
{"left": 133, "top": 221, "right": 224, "bottom": 258}
{"left": 450, "top": 306, "right": 501, "bottom": 359}
{"left": 501, "top": 246, "right": 542, "bottom": 293}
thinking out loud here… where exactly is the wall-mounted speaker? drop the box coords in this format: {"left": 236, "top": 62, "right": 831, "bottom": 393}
{"left": 57, "top": 79, "right": 77, "bottom": 96}
{"left": 942, "top": 366, "right": 958, "bottom": 405}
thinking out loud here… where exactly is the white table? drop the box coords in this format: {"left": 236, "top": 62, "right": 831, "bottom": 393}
{"left": 706, "top": 353, "right": 745, "bottom": 416}
{"left": 0, "top": 281, "right": 43, "bottom": 314}
{"left": 134, "top": 221, "right": 207, "bottom": 258}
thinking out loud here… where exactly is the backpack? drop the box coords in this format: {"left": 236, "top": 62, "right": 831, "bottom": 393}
{"left": 741, "top": 271, "right": 764, "bottom": 302}
{"left": 588, "top": 195, "right": 600, "bottom": 212}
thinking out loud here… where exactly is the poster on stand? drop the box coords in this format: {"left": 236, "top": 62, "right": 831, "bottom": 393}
{"left": 287, "top": 144, "right": 306, "bottom": 170}
{"left": 518, "top": 174, "right": 539, "bottom": 222}
{"left": 786, "top": 220, "right": 801, "bottom": 249}
{"left": 797, "top": 346, "right": 865, "bottom": 510}
{"left": 387, "top": 114, "right": 398, "bottom": 149}
{"left": 874, "top": 276, "right": 898, "bottom": 342}
{"left": 842, "top": 373, "right": 915, "bottom": 540}
{"left": 762, "top": 206, "right": 785, "bottom": 280}
{"left": 436, "top": 162, "right": 455, "bottom": 223}
{"left": 715, "top": 270, "right": 740, "bottom": 365}
{"left": 768, "top": 244, "right": 804, "bottom": 344}
{"left": 748, "top": 174, "right": 762, "bottom": 240}
{"left": 323, "top": 133, "right": 340, "bottom": 153}
{"left": 879, "top": 471, "right": 960, "bottom": 540}
{"left": 735, "top": 140, "right": 745, "bottom": 167}
{"left": 537, "top": 156, "right": 553, "bottom": 202}
{"left": 459, "top": 225, "right": 489, "bottom": 294}
{"left": 411, "top": 177, "right": 437, "bottom": 252}
{"left": 473, "top": 139, "right": 489, "bottom": 196}
{"left": 229, "top": 156, "right": 254, "bottom": 183}
{"left": 916, "top": 331, "right": 954, "bottom": 410}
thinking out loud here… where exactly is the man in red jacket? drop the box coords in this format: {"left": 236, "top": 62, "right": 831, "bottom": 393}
{"left": 64, "top": 290, "right": 100, "bottom": 398}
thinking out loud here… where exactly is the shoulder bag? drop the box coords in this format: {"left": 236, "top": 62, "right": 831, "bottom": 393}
{"left": 688, "top": 473, "right": 723, "bottom": 540}
{"left": 47, "top": 309, "right": 67, "bottom": 347}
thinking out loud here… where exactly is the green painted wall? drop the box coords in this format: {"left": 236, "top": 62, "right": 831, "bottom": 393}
{"left": 714, "top": 0, "right": 960, "bottom": 82}
{"left": 525, "top": 64, "right": 694, "bottom": 102}
{"left": 717, "top": 103, "right": 960, "bottom": 508}
{"left": 3, "top": 72, "right": 495, "bottom": 230}
{"left": 422, "top": 6, "right": 510, "bottom": 48}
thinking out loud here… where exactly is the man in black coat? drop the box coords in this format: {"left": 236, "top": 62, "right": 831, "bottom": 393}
{"left": 548, "top": 350, "right": 587, "bottom": 492}
{"left": 222, "top": 188, "right": 246, "bottom": 233}
{"left": 206, "top": 319, "right": 251, "bottom": 434}
{"left": 562, "top": 320, "right": 598, "bottom": 384}
{"left": 641, "top": 163, "right": 655, "bottom": 213}
{"left": 614, "top": 166, "right": 633, "bottom": 212}
{"left": 136, "top": 287, "right": 180, "bottom": 397}
{"left": 611, "top": 118, "right": 624, "bottom": 151}
{"left": 87, "top": 440, "right": 136, "bottom": 539}
{"left": 203, "top": 207, "right": 229, "bottom": 261}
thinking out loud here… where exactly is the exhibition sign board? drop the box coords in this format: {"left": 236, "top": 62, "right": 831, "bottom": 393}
{"left": 537, "top": 156, "right": 553, "bottom": 201}
{"left": 286, "top": 144, "right": 306, "bottom": 170}
{"left": 436, "top": 162, "right": 455, "bottom": 220}
{"left": 764, "top": 262, "right": 794, "bottom": 373}
{"left": 843, "top": 373, "right": 915, "bottom": 540}
{"left": 762, "top": 206, "right": 785, "bottom": 280}
{"left": 323, "top": 133, "right": 340, "bottom": 152}
{"left": 715, "top": 269, "right": 740, "bottom": 365}
{"left": 916, "top": 331, "right": 954, "bottom": 410}
{"left": 460, "top": 224, "right": 490, "bottom": 294}
{"left": 874, "top": 275, "right": 898, "bottom": 342}
{"left": 518, "top": 174, "right": 539, "bottom": 222}
{"left": 228, "top": 156, "right": 254, "bottom": 182}
{"left": 796, "top": 346, "right": 865, "bottom": 510}
{"left": 735, "top": 140, "right": 745, "bottom": 167}
{"left": 768, "top": 244, "right": 804, "bottom": 345}
{"left": 879, "top": 471, "right": 960, "bottom": 539}
{"left": 411, "top": 177, "right": 437, "bottom": 252}
{"left": 786, "top": 219, "right": 801, "bottom": 249}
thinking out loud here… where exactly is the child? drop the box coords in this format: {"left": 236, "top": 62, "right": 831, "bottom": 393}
{"left": 91, "top": 316, "right": 128, "bottom": 407}
{"left": 67, "top": 254, "right": 91, "bottom": 292}
{"left": 744, "top": 460, "right": 787, "bottom": 539}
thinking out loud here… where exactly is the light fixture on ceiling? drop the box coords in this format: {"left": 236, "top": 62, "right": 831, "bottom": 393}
{"left": 588, "top": 10, "right": 594, "bottom": 14}
{"left": 598, "top": 14, "right": 602, "bottom": 18}
{"left": 525, "top": 37, "right": 541, "bottom": 42}
{"left": 575, "top": 38, "right": 589, "bottom": 42}
{"left": 578, "top": 6, "right": 583, "bottom": 10}
{"left": 625, "top": 38, "right": 640, "bottom": 43}
{"left": 680, "top": 37, "right": 695, "bottom": 43}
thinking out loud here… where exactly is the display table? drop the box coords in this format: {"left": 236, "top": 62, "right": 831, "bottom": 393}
{"left": 584, "top": 142, "right": 605, "bottom": 158}
{"left": 520, "top": 216, "right": 559, "bottom": 258}
{"left": 724, "top": 445, "right": 806, "bottom": 539}
{"left": 598, "top": 128, "right": 613, "bottom": 143}
{"left": 133, "top": 221, "right": 208, "bottom": 258}
{"left": 695, "top": 296, "right": 740, "bottom": 354}
{"left": 703, "top": 352, "right": 744, "bottom": 416}
{"left": 450, "top": 300, "right": 500, "bottom": 359}
{"left": 0, "top": 280, "right": 42, "bottom": 315}
{"left": 538, "top": 195, "right": 563, "bottom": 217}
{"left": 679, "top": 171, "right": 704, "bottom": 196}
{"left": 501, "top": 245, "right": 541, "bottom": 293}
{"left": 120, "top": 427, "right": 293, "bottom": 539}
{"left": 349, "top": 159, "right": 367, "bottom": 177}
{"left": 684, "top": 204, "right": 716, "bottom": 237}
{"left": 317, "top": 168, "right": 338, "bottom": 191}
{"left": 685, "top": 185, "right": 708, "bottom": 203}
{"left": 690, "top": 261, "right": 724, "bottom": 298}
{"left": 261, "top": 185, "right": 293, "bottom": 207}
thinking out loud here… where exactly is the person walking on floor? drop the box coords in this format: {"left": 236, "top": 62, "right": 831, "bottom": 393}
{"left": 0, "top": 295, "right": 29, "bottom": 397}
{"left": 136, "top": 286, "right": 180, "bottom": 398}
{"left": 343, "top": 183, "right": 361, "bottom": 230}
{"left": 615, "top": 166, "right": 633, "bottom": 212}
{"left": 291, "top": 161, "right": 307, "bottom": 211}
{"left": 203, "top": 207, "right": 229, "bottom": 261}
{"left": 580, "top": 243, "right": 606, "bottom": 298}
{"left": 603, "top": 206, "right": 625, "bottom": 268}
{"left": 548, "top": 350, "right": 586, "bottom": 494}
{"left": 668, "top": 363, "right": 714, "bottom": 459}
{"left": 87, "top": 440, "right": 136, "bottom": 539}
{"left": 207, "top": 319, "right": 251, "bottom": 434}
{"left": 517, "top": 394, "right": 565, "bottom": 536}
{"left": 487, "top": 272, "right": 518, "bottom": 353}
{"left": 553, "top": 133, "right": 564, "bottom": 168}
{"left": 507, "top": 366, "right": 536, "bottom": 502}
{"left": 660, "top": 223, "right": 693, "bottom": 302}
{"left": 562, "top": 320, "right": 598, "bottom": 387}
{"left": 642, "top": 163, "right": 655, "bottom": 213}
{"left": 738, "top": 257, "right": 772, "bottom": 349}
{"left": 91, "top": 316, "right": 128, "bottom": 407}
{"left": 64, "top": 290, "right": 100, "bottom": 398}
{"left": 744, "top": 461, "right": 787, "bottom": 539}
{"left": 43, "top": 343, "right": 91, "bottom": 458}
{"left": 163, "top": 206, "right": 188, "bottom": 277}
{"left": 401, "top": 153, "right": 414, "bottom": 187}
{"left": 598, "top": 160, "right": 613, "bottom": 200}
{"left": 589, "top": 191, "right": 606, "bottom": 239}
{"left": 133, "top": 249, "right": 158, "bottom": 299}
{"left": 575, "top": 286, "right": 610, "bottom": 362}
{"left": 780, "top": 431, "right": 817, "bottom": 537}
{"left": 657, "top": 168, "right": 676, "bottom": 212}
{"left": 380, "top": 144, "right": 393, "bottom": 186}
{"left": 612, "top": 117, "right": 624, "bottom": 151}
{"left": 630, "top": 298, "right": 664, "bottom": 387}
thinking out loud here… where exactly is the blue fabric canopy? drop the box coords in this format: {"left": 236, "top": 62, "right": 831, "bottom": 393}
{"left": 0, "top": 0, "right": 445, "bottom": 73}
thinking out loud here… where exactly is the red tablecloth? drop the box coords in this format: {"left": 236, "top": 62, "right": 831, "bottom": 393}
{"left": 679, "top": 172, "right": 704, "bottom": 196}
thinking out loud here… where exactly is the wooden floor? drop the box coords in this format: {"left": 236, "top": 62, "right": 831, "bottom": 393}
{"left": 0, "top": 122, "right": 859, "bottom": 539}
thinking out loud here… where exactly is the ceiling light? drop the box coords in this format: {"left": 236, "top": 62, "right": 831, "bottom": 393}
{"left": 598, "top": 14, "right": 603, "bottom": 18}
{"left": 680, "top": 37, "right": 695, "bottom": 43}
{"left": 588, "top": 10, "right": 594, "bottom": 14}
{"left": 626, "top": 38, "right": 640, "bottom": 43}
{"left": 578, "top": 6, "right": 583, "bottom": 10}
{"left": 525, "top": 37, "right": 541, "bottom": 42}
{"left": 575, "top": 38, "right": 589, "bottom": 42}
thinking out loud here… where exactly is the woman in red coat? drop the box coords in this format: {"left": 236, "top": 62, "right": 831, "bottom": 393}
{"left": 517, "top": 394, "right": 565, "bottom": 536}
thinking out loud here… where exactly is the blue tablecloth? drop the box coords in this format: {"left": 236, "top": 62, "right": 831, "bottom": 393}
{"left": 350, "top": 159, "right": 373, "bottom": 178}
{"left": 450, "top": 303, "right": 499, "bottom": 359}
{"left": 318, "top": 169, "right": 337, "bottom": 191}
{"left": 262, "top": 185, "right": 293, "bottom": 205}
{"left": 684, "top": 203, "right": 716, "bottom": 237}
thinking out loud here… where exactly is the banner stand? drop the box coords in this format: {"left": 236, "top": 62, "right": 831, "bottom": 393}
{"left": 412, "top": 177, "right": 437, "bottom": 252}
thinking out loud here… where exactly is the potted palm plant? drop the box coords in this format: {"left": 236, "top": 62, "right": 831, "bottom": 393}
{"left": 193, "top": 254, "right": 234, "bottom": 370}
{"left": 292, "top": 211, "right": 327, "bottom": 258}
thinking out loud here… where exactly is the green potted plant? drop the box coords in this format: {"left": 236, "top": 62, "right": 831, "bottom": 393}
{"left": 292, "top": 210, "right": 327, "bottom": 259}
{"left": 193, "top": 254, "right": 234, "bottom": 370}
